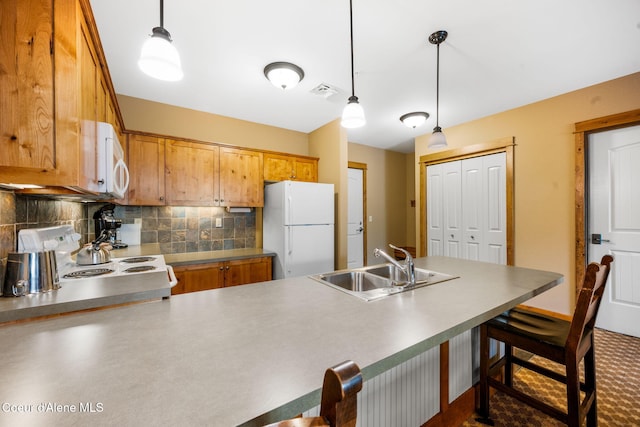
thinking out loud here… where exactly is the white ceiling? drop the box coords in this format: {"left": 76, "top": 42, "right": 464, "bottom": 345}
{"left": 90, "top": 0, "right": 640, "bottom": 153}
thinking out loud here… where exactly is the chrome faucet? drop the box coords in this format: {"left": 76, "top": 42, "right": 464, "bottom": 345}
{"left": 373, "top": 244, "right": 416, "bottom": 285}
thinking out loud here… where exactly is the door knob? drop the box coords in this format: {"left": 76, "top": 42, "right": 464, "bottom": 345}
{"left": 591, "top": 233, "right": 611, "bottom": 244}
{"left": 357, "top": 227, "right": 364, "bottom": 232}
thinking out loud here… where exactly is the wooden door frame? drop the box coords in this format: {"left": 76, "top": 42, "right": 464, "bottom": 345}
{"left": 348, "top": 162, "right": 368, "bottom": 265}
{"left": 419, "top": 137, "right": 515, "bottom": 265}
{"left": 574, "top": 108, "right": 640, "bottom": 294}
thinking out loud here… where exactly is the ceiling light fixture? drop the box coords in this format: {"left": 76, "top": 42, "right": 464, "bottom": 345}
{"left": 138, "top": 0, "right": 184, "bottom": 82}
{"left": 341, "top": 0, "right": 365, "bottom": 129}
{"left": 428, "top": 30, "right": 448, "bottom": 148}
{"left": 264, "top": 62, "right": 305, "bottom": 90}
{"left": 400, "top": 112, "right": 429, "bottom": 129}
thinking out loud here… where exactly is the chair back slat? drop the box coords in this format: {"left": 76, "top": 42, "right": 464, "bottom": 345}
{"left": 566, "top": 255, "right": 613, "bottom": 353}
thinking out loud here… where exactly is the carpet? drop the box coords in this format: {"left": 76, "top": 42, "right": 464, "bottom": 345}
{"left": 462, "top": 328, "right": 640, "bottom": 426}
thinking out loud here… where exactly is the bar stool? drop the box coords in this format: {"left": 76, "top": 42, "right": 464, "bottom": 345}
{"left": 478, "top": 255, "right": 613, "bottom": 427}
{"left": 265, "top": 360, "right": 362, "bottom": 427}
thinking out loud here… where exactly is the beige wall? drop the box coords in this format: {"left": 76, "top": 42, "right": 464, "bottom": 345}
{"left": 309, "top": 119, "right": 349, "bottom": 270}
{"left": 348, "top": 143, "right": 411, "bottom": 263}
{"left": 414, "top": 72, "right": 640, "bottom": 315}
{"left": 117, "top": 95, "right": 309, "bottom": 155}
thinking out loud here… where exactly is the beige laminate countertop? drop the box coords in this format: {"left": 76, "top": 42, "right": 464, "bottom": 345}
{"left": 0, "top": 257, "right": 562, "bottom": 426}
{"left": 111, "top": 244, "right": 276, "bottom": 266}
{"left": 0, "top": 270, "right": 171, "bottom": 324}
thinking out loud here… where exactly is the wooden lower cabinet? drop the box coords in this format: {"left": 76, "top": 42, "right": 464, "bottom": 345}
{"left": 171, "top": 256, "right": 272, "bottom": 295}
{"left": 224, "top": 257, "right": 272, "bottom": 287}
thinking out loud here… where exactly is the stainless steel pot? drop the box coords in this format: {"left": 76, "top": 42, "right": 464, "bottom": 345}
{"left": 2, "top": 251, "right": 60, "bottom": 297}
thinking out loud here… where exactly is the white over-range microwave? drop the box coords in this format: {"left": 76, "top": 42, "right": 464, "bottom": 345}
{"left": 84, "top": 122, "right": 130, "bottom": 199}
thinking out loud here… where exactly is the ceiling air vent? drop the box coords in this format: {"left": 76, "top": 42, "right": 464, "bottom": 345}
{"left": 310, "top": 83, "right": 340, "bottom": 99}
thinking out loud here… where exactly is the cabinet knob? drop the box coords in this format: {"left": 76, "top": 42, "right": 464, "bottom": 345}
{"left": 225, "top": 266, "right": 230, "bottom": 270}
{"left": 219, "top": 267, "right": 224, "bottom": 271}
{"left": 159, "top": 196, "right": 164, "bottom": 201}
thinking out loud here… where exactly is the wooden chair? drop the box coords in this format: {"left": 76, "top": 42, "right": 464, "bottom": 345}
{"left": 265, "top": 360, "right": 363, "bottom": 427}
{"left": 478, "top": 255, "right": 613, "bottom": 427}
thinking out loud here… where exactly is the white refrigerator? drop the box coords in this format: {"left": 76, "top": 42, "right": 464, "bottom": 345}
{"left": 263, "top": 181, "right": 335, "bottom": 279}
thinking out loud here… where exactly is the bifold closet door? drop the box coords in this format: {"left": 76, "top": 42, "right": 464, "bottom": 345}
{"left": 427, "top": 152, "right": 506, "bottom": 264}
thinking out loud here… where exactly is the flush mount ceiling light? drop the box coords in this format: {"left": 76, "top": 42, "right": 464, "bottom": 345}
{"left": 138, "top": 0, "right": 184, "bottom": 81}
{"left": 264, "top": 62, "right": 305, "bottom": 90}
{"left": 428, "top": 30, "right": 448, "bottom": 149}
{"left": 400, "top": 112, "right": 429, "bottom": 129}
{"left": 341, "top": 0, "right": 365, "bottom": 129}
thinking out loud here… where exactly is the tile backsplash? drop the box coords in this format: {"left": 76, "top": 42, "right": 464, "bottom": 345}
{"left": 93, "top": 205, "right": 256, "bottom": 254}
{"left": 0, "top": 190, "right": 257, "bottom": 260}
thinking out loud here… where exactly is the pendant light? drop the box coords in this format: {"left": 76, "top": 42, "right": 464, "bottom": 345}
{"left": 341, "top": 0, "right": 365, "bottom": 129}
{"left": 264, "top": 62, "right": 305, "bottom": 90}
{"left": 428, "top": 30, "right": 448, "bottom": 148}
{"left": 138, "top": 0, "right": 184, "bottom": 81}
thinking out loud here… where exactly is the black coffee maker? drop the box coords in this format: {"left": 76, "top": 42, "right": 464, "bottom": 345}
{"left": 93, "top": 204, "right": 128, "bottom": 249}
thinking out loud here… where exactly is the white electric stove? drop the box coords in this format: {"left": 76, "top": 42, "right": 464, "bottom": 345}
{"left": 59, "top": 255, "right": 172, "bottom": 282}
{"left": 18, "top": 225, "right": 176, "bottom": 286}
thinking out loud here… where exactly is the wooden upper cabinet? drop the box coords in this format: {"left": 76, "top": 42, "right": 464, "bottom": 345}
{"left": 0, "top": 0, "right": 124, "bottom": 190}
{"left": 219, "top": 147, "right": 264, "bottom": 207}
{"left": 263, "top": 153, "right": 318, "bottom": 182}
{"left": 127, "top": 134, "right": 166, "bottom": 205}
{"left": 0, "top": 0, "right": 55, "bottom": 172}
{"left": 166, "top": 140, "right": 219, "bottom": 206}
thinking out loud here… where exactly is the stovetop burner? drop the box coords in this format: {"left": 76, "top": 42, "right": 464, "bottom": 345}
{"left": 120, "top": 257, "right": 157, "bottom": 264}
{"left": 63, "top": 268, "right": 114, "bottom": 279}
{"left": 123, "top": 265, "right": 156, "bottom": 273}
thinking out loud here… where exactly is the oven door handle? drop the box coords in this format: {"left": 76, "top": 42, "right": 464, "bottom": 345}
{"left": 166, "top": 265, "right": 178, "bottom": 288}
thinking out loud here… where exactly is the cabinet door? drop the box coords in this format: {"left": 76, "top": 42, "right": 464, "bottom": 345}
{"left": 263, "top": 153, "right": 318, "bottom": 182}
{"left": 264, "top": 153, "right": 295, "bottom": 181}
{"left": 166, "top": 140, "right": 219, "bottom": 206}
{"left": 0, "top": 0, "right": 55, "bottom": 171}
{"left": 127, "top": 134, "right": 166, "bottom": 205}
{"left": 293, "top": 158, "right": 318, "bottom": 182}
{"left": 219, "top": 147, "right": 263, "bottom": 207}
{"left": 171, "top": 262, "right": 225, "bottom": 295}
{"left": 224, "top": 257, "right": 273, "bottom": 287}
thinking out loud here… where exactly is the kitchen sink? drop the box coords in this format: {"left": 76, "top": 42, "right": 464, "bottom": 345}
{"left": 310, "top": 263, "right": 457, "bottom": 301}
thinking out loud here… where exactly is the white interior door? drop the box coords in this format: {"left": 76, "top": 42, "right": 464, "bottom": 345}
{"left": 347, "top": 168, "right": 364, "bottom": 268}
{"left": 588, "top": 124, "right": 640, "bottom": 337}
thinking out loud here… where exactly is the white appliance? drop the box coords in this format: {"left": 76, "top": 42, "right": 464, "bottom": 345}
{"left": 17, "top": 225, "right": 176, "bottom": 286}
{"left": 263, "top": 181, "right": 335, "bottom": 279}
{"left": 85, "top": 121, "right": 130, "bottom": 199}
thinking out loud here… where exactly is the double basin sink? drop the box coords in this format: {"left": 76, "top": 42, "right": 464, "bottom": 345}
{"left": 310, "top": 263, "right": 457, "bottom": 301}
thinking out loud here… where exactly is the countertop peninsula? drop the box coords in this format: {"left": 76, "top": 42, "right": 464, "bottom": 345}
{"left": 0, "top": 257, "right": 562, "bottom": 426}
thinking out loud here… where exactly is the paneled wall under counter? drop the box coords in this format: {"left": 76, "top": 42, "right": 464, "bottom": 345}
{"left": 88, "top": 204, "right": 257, "bottom": 254}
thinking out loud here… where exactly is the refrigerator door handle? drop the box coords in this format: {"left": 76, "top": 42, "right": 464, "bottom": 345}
{"left": 287, "top": 196, "right": 293, "bottom": 225}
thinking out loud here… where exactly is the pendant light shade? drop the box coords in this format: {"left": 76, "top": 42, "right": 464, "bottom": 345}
{"left": 341, "top": 0, "right": 365, "bottom": 129}
{"left": 428, "top": 30, "right": 448, "bottom": 148}
{"left": 138, "top": 0, "right": 183, "bottom": 81}
{"left": 264, "top": 62, "right": 305, "bottom": 90}
{"left": 342, "top": 95, "right": 366, "bottom": 128}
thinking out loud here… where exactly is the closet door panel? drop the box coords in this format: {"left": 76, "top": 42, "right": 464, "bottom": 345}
{"left": 461, "top": 157, "right": 483, "bottom": 261}
{"left": 443, "top": 161, "right": 462, "bottom": 258}
{"left": 482, "top": 153, "right": 507, "bottom": 264}
{"left": 427, "top": 164, "right": 444, "bottom": 256}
